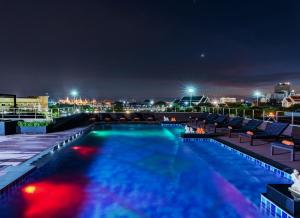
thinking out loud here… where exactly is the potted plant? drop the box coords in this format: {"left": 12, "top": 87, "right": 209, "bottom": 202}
{"left": 17, "top": 121, "right": 50, "bottom": 134}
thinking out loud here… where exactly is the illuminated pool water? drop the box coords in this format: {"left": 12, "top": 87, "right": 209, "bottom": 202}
{"left": 0, "top": 124, "right": 290, "bottom": 218}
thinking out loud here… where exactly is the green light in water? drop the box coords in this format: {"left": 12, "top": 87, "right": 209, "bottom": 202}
{"left": 92, "top": 129, "right": 176, "bottom": 139}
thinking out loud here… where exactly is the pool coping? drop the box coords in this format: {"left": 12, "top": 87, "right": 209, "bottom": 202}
{"left": 0, "top": 125, "right": 94, "bottom": 194}
{"left": 99, "top": 121, "right": 161, "bottom": 124}
{"left": 215, "top": 138, "right": 294, "bottom": 176}
{"left": 183, "top": 138, "right": 293, "bottom": 181}
{"left": 165, "top": 123, "right": 293, "bottom": 175}
{"left": 182, "top": 137, "right": 295, "bottom": 218}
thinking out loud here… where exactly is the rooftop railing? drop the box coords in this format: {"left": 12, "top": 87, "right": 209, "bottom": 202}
{"left": 198, "top": 106, "right": 300, "bottom": 126}
{"left": 0, "top": 108, "right": 52, "bottom": 120}
{"left": 2, "top": 106, "right": 299, "bottom": 126}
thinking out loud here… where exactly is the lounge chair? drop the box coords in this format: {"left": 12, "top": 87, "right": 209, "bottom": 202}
{"left": 271, "top": 138, "right": 300, "bottom": 161}
{"left": 146, "top": 115, "right": 155, "bottom": 121}
{"left": 228, "top": 119, "right": 262, "bottom": 138}
{"left": 196, "top": 112, "right": 209, "bottom": 122}
{"left": 201, "top": 114, "right": 218, "bottom": 127}
{"left": 117, "top": 114, "right": 129, "bottom": 122}
{"left": 103, "top": 114, "right": 114, "bottom": 122}
{"left": 131, "top": 113, "right": 144, "bottom": 121}
{"left": 271, "top": 128, "right": 300, "bottom": 161}
{"left": 214, "top": 116, "right": 242, "bottom": 133}
{"left": 239, "top": 122, "right": 289, "bottom": 146}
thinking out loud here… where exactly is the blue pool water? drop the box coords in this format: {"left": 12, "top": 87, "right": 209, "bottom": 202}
{"left": 0, "top": 124, "right": 290, "bottom": 218}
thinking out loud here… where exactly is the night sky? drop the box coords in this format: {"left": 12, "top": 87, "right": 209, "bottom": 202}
{"left": 0, "top": 0, "right": 299, "bottom": 99}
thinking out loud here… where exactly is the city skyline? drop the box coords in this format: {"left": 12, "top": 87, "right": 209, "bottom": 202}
{"left": 0, "top": 0, "right": 299, "bottom": 98}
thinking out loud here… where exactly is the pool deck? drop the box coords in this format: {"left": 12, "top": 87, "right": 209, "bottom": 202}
{"left": 0, "top": 127, "right": 87, "bottom": 176}
{"left": 217, "top": 133, "right": 300, "bottom": 171}
{"left": 186, "top": 123, "right": 300, "bottom": 171}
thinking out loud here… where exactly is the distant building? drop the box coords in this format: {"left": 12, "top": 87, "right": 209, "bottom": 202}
{"left": 58, "top": 97, "right": 97, "bottom": 106}
{"left": 274, "top": 82, "right": 291, "bottom": 94}
{"left": 282, "top": 95, "right": 300, "bottom": 108}
{"left": 219, "top": 97, "right": 236, "bottom": 104}
{"left": 179, "top": 96, "right": 209, "bottom": 106}
{"left": 0, "top": 95, "right": 49, "bottom": 112}
{"left": 271, "top": 82, "right": 293, "bottom": 104}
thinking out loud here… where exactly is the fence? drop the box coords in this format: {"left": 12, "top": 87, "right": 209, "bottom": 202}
{"left": 198, "top": 106, "right": 300, "bottom": 125}
{"left": 0, "top": 108, "right": 53, "bottom": 120}
{"left": 1, "top": 106, "right": 299, "bottom": 125}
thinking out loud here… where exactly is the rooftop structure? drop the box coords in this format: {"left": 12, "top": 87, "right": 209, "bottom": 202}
{"left": 58, "top": 97, "right": 97, "bottom": 106}
{"left": 271, "top": 82, "right": 294, "bottom": 104}
{"left": 179, "top": 96, "right": 209, "bottom": 106}
{"left": 219, "top": 97, "right": 237, "bottom": 104}
{"left": 0, "top": 95, "right": 49, "bottom": 112}
{"left": 282, "top": 95, "right": 300, "bottom": 108}
{"left": 274, "top": 82, "right": 292, "bottom": 95}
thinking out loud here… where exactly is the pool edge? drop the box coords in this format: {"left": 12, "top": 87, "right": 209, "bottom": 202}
{"left": 0, "top": 125, "right": 94, "bottom": 194}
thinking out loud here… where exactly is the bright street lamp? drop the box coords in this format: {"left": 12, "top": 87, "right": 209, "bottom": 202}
{"left": 254, "top": 90, "right": 262, "bottom": 106}
{"left": 70, "top": 89, "right": 79, "bottom": 111}
{"left": 212, "top": 100, "right": 219, "bottom": 106}
{"left": 70, "top": 90, "right": 78, "bottom": 98}
{"left": 186, "top": 86, "right": 195, "bottom": 107}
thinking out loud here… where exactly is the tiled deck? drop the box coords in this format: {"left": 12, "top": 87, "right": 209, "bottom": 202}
{"left": 0, "top": 127, "right": 86, "bottom": 171}
{"left": 218, "top": 133, "right": 300, "bottom": 170}
{"left": 187, "top": 122, "right": 300, "bottom": 171}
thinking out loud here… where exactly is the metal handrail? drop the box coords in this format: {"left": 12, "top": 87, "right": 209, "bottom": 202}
{"left": 2, "top": 106, "right": 298, "bottom": 125}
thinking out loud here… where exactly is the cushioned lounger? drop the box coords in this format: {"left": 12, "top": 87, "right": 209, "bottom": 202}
{"left": 228, "top": 119, "right": 262, "bottom": 137}
{"left": 211, "top": 116, "right": 230, "bottom": 133}
{"left": 271, "top": 141, "right": 300, "bottom": 161}
{"left": 239, "top": 122, "right": 289, "bottom": 146}
{"left": 215, "top": 117, "right": 243, "bottom": 133}
{"left": 202, "top": 114, "right": 219, "bottom": 127}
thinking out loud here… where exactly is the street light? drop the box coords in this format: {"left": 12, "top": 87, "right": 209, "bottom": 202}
{"left": 212, "top": 100, "right": 219, "bottom": 106}
{"left": 70, "top": 89, "right": 78, "bottom": 111}
{"left": 254, "top": 90, "right": 262, "bottom": 106}
{"left": 186, "top": 86, "right": 195, "bottom": 107}
{"left": 71, "top": 89, "right": 78, "bottom": 98}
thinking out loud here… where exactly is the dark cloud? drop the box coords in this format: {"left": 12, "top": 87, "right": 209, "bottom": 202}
{"left": 0, "top": 0, "right": 299, "bottom": 99}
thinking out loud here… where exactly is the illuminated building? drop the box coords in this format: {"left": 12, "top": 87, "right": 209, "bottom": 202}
{"left": 0, "top": 95, "right": 49, "bottom": 112}
{"left": 58, "top": 97, "right": 97, "bottom": 106}
{"left": 179, "top": 96, "right": 209, "bottom": 106}
{"left": 219, "top": 97, "right": 236, "bottom": 104}
{"left": 282, "top": 95, "right": 300, "bottom": 108}
{"left": 271, "top": 82, "right": 293, "bottom": 104}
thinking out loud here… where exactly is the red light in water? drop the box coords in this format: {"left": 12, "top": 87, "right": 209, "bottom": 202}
{"left": 72, "top": 145, "right": 97, "bottom": 157}
{"left": 22, "top": 181, "right": 86, "bottom": 218}
{"left": 72, "top": 146, "right": 81, "bottom": 150}
{"left": 23, "top": 185, "right": 36, "bottom": 194}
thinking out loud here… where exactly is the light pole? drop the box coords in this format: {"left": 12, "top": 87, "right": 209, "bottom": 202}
{"left": 184, "top": 101, "right": 189, "bottom": 111}
{"left": 254, "top": 91, "right": 261, "bottom": 106}
{"left": 187, "top": 87, "right": 195, "bottom": 108}
{"left": 150, "top": 100, "right": 154, "bottom": 111}
{"left": 70, "top": 89, "right": 78, "bottom": 112}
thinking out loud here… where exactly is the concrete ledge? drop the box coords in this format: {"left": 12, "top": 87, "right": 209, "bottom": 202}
{"left": 0, "top": 125, "right": 93, "bottom": 193}
{"left": 182, "top": 132, "right": 224, "bottom": 138}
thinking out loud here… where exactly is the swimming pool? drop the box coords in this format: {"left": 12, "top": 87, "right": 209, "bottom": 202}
{"left": 0, "top": 124, "right": 290, "bottom": 218}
